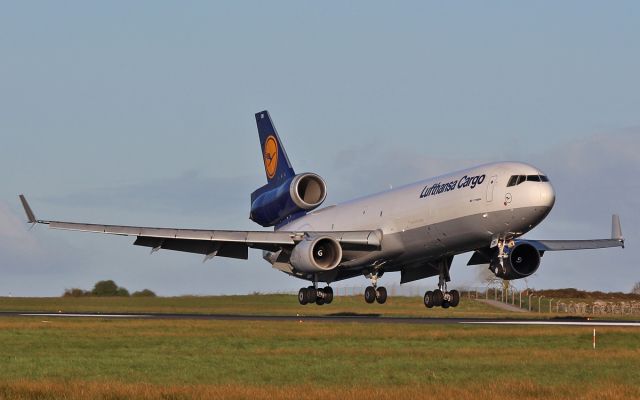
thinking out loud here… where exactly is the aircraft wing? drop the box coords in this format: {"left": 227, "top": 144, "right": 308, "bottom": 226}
{"left": 467, "top": 215, "right": 624, "bottom": 266}
{"left": 19, "top": 195, "right": 381, "bottom": 261}
{"left": 521, "top": 215, "right": 625, "bottom": 252}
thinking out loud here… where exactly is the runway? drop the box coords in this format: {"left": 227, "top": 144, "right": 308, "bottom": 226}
{"left": 2, "top": 311, "right": 640, "bottom": 326}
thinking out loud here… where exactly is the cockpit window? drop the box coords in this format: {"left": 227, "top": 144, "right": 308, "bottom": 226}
{"left": 507, "top": 174, "right": 549, "bottom": 187}
{"left": 526, "top": 175, "right": 541, "bottom": 182}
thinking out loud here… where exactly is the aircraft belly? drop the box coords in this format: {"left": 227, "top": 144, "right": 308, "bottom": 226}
{"left": 371, "top": 206, "right": 549, "bottom": 266}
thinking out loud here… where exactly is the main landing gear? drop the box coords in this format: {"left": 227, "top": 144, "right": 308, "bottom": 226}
{"left": 298, "top": 286, "right": 333, "bottom": 306}
{"left": 364, "top": 271, "right": 387, "bottom": 304}
{"left": 423, "top": 256, "right": 460, "bottom": 309}
{"left": 423, "top": 286, "right": 460, "bottom": 309}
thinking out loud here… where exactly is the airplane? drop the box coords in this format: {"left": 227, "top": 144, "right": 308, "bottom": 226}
{"left": 19, "top": 110, "right": 625, "bottom": 308}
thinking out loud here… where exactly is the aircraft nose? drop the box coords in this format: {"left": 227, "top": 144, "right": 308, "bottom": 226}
{"left": 540, "top": 182, "right": 556, "bottom": 208}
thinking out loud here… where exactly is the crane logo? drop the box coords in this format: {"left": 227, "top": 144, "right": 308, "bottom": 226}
{"left": 264, "top": 135, "right": 278, "bottom": 179}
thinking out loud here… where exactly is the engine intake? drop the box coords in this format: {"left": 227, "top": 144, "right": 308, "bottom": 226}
{"left": 491, "top": 242, "right": 541, "bottom": 280}
{"left": 290, "top": 173, "right": 327, "bottom": 210}
{"left": 290, "top": 236, "right": 342, "bottom": 273}
{"left": 250, "top": 173, "right": 327, "bottom": 227}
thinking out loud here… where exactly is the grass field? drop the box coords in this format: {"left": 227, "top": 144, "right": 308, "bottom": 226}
{"left": 0, "top": 294, "right": 525, "bottom": 318}
{"left": 0, "top": 296, "right": 638, "bottom": 399}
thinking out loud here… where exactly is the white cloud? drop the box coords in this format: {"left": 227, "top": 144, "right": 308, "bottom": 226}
{"left": 0, "top": 201, "right": 40, "bottom": 255}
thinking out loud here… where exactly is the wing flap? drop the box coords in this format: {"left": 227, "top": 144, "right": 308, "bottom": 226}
{"left": 134, "top": 237, "right": 249, "bottom": 259}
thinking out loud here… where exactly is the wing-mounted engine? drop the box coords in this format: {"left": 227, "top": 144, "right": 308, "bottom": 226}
{"left": 290, "top": 236, "right": 342, "bottom": 273}
{"left": 491, "top": 242, "right": 541, "bottom": 280}
{"left": 468, "top": 242, "right": 541, "bottom": 280}
{"left": 250, "top": 173, "right": 327, "bottom": 227}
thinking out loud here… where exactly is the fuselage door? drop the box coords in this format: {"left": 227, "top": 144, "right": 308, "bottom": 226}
{"left": 486, "top": 175, "right": 497, "bottom": 202}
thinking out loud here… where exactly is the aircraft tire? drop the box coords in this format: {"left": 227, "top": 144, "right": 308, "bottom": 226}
{"left": 442, "top": 301, "right": 450, "bottom": 309}
{"left": 364, "top": 286, "right": 376, "bottom": 304}
{"left": 307, "top": 286, "right": 318, "bottom": 302}
{"left": 375, "top": 287, "right": 387, "bottom": 304}
{"left": 298, "top": 288, "right": 309, "bottom": 305}
{"left": 324, "top": 287, "right": 334, "bottom": 304}
{"left": 449, "top": 290, "right": 460, "bottom": 307}
{"left": 316, "top": 296, "right": 325, "bottom": 306}
{"left": 433, "top": 289, "right": 444, "bottom": 306}
{"left": 424, "top": 291, "right": 435, "bottom": 308}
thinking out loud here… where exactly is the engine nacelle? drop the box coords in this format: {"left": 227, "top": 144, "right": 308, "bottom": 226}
{"left": 490, "top": 242, "right": 541, "bottom": 280}
{"left": 250, "top": 173, "right": 327, "bottom": 227}
{"left": 290, "top": 236, "right": 342, "bottom": 273}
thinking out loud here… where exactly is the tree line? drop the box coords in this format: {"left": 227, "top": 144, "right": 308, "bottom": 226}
{"left": 63, "top": 280, "right": 156, "bottom": 297}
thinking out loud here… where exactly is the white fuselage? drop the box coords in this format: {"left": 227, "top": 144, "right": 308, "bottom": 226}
{"left": 277, "top": 162, "right": 555, "bottom": 278}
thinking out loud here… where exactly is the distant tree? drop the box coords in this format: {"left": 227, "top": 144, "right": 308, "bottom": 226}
{"left": 132, "top": 289, "right": 156, "bottom": 297}
{"left": 632, "top": 282, "right": 640, "bottom": 295}
{"left": 91, "top": 280, "right": 130, "bottom": 297}
{"left": 63, "top": 288, "right": 89, "bottom": 297}
{"left": 92, "top": 280, "right": 119, "bottom": 296}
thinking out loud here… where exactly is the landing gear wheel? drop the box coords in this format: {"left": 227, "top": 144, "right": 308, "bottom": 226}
{"left": 441, "top": 301, "right": 450, "bottom": 309}
{"left": 323, "top": 287, "right": 334, "bottom": 304}
{"left": 449, "top": 290, "right": 460, "bottom": 307}
{"left": 375, "top": 287, "right": 387, "bottom": 304}
{"left": 307, "top": 286, "right": 318, "bottom": 303}
{"left": 298, "top": 288, "right": 309, "bottom": 305}
{"left": 364, "top": 286, "right": 376, "bottom": 304}
{"left": 433, "top": 289, "right": 444, "bottom": 307}
{"left": 316, "top": 296, "right": 325, "bottom": 306}
{"left": 424, "top": 291, "right": 435, "bottom": 308}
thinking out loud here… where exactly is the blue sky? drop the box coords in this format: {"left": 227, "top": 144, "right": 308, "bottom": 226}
{"left": 0, "top": 1, "right": 638, "bottom": 296}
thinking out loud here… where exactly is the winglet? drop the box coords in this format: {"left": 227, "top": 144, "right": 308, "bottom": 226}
{"left": 18, "top": 194, "right": 37, "bottom": 224}
{"left": 612, "top": 214, "right": 624, "bottom": 248}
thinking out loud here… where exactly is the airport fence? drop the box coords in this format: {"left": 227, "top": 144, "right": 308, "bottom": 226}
{"left": 303, "top": 285, "right": 640, "bottom": 316}
{"left": 466, "top": 286, "right": 640, "bottom": 316}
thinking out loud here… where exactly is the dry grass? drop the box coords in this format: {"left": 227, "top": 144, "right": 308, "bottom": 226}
{"left": 0, "top": 380, "right": 638, "bottom": 400}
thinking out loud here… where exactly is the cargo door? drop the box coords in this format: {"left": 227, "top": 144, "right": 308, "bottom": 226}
{"left": 486, "top": 175, "right": 497, "bottom": 202}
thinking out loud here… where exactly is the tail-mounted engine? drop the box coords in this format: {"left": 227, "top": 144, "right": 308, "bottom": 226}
{"left": 290, "top": 236, "right": 342, "bottom": 273}
{"left": 250, "top": 173, "right": 327, "bottom": 227}
{"left": 490, "top": 242, "right": 541, "bottom": 280}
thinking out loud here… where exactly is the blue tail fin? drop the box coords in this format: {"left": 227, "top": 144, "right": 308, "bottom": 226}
{"left": 255, "top": 110, "right": 295, "bottom": 185}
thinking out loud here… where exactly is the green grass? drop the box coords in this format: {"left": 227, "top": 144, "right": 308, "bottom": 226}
{"left": 0, "top": 317, "right": 638, "bottom": 399}
{"left": 0, "top": 296, "right": 638, "bottom": 399}
{"left": 0, "top": 294, "right": 523, "bottom": 318}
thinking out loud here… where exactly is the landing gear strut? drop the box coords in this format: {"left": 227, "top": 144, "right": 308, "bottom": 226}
{"left": 364, "top": 271, "right": 387, "bottom": 304}
{"left": 423, "top": 257, "right": 460, "bottom": 309}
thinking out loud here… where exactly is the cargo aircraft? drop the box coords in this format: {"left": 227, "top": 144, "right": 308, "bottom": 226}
{"left": 19, "top": 111, "right": 625, "bottom": 308}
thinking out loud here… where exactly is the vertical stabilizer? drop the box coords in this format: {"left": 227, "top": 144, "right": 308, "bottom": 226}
{"left": 255, "top": 110, "right": 295, "bottom": 185}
